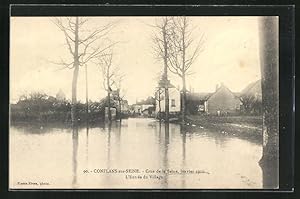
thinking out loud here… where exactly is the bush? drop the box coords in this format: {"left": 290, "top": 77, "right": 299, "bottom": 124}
{"left": 10, "top": 93, "right": 106, "bottom": 123}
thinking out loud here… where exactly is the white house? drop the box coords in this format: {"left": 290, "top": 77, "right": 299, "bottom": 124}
{"left": 155, "top": 84, "right": 181, "bottom": 114}
{"left": 131, "top": 104, "right": 142, "bottom": 114}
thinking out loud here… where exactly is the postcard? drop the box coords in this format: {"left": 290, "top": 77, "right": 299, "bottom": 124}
{"left": 9, "top": 15, "right": 279, "bottom": 189}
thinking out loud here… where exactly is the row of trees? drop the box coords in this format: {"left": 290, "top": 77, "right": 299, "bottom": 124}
{"left": 52, "top": 16, "right": 203, "bottom": 125}
{"left": 52, "top": 17, "right": 124, "bottom": 125}
{"left": 152, "top": 16, "right": 204, "bottom": 123}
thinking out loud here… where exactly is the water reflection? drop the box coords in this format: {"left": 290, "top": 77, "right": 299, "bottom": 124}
{"left": 85, "top": 125, "right": 89, "bottom": 163}
{"left": 115, "top": 120, "right": 122, "bottom": 160}
{"left": 162, "top": 122, "right": 169, "bottom": 188}
{"left": 180, "top": 125, "right": 186, "bottom": 188}
{"left": 106, "top": 122, "right": 112, "bottom": 169}
{"left": 10, "top": 118, "right": 266, "bottom": 189}
{"left": 72, "top": 125, "right": 78, "bottom": 188}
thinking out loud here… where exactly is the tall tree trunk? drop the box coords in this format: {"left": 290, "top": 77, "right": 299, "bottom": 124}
{"left": 163, "top": 19, "right": 169, "bottom": 123}
{"left": 158, "top": 91, "right": 161, "bottom": 120}
{"left": 85, "top": 64, "right": 89, "bottom": 123}
{"left": 118, "top": 99, "right": 122, "bottom": 120}
{"left": 181, "top": 18, "right": 186, "bottom": 123}
{"left": 71, "top": 17, "right": 79, "bottom": 125}
{"left": 106, "top": 121, "right": 112, "bottom": 168}
{"left": 165, "top": 88, "right": 169, "bottom": 122}
{"left": 182, "top": 74, "right": 186, "bottom": 123}
{"left": 107, "top": 65, "right": 112, "bottom": 121}
{"left": 72, "top": 125, "right": 78, "bottom": 187}
{"left": 258, "top": 16, "right": 279, "bottom": 188}
{"left": 107, "top": 91, "right": 111, "bottom": 121}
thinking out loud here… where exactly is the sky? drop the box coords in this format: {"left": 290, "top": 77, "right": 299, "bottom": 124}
{"left": 10, "top": 16, "right": 262, "bottom": 104}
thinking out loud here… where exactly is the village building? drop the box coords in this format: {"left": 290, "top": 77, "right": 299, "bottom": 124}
{"left": 129, "top": 104, "right": 142, "bottom": 114}
{"left": 141, "top": 104, "right": 154, "bottom": 113}
{"left": 130, "top": 103, "right": 155, "bottom": 116}
{"left": 130, "top": 96, "right": 155, "bottom": 116}
{"left": 186, "top": 83, "right": 242, "bottom": 115}
{"left": 141, "top": 105, "right": 155, "bottom": 117}
{"left": 206, "top": 84, "right": 241, "bottom": 115}
{"left": 155, "top": 83, "right": 181, "bottom": 115}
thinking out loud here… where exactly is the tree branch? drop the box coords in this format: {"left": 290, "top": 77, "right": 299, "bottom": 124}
{"left": 81, "top": 42, "right": 118, "bottom": 65}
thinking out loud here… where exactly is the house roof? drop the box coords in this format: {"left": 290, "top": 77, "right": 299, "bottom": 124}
{"left": 240, "top": 79, "right": 262, "bottom": 100}
{"left": 207, "top": 84, "right": 241, "bottom": 100}
{"left": 186, "top": 92, "right": 212, "bottom": 101}
{"left": 241, "top": 80, "right": 261, "bottom": 94}
{"left": 186, "top": 82, "right": 248, "bottom": 101}
{"left": 187, "top": 84, "right": 241, "bottom": 102}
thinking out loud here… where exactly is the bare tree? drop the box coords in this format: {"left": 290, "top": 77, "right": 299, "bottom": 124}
{"left": 84, "top": 64, "right": 89, "bottom": 123}
{"left": 115, "top": 74, "right": 126, "bottom": 119}
{"left": 152, "top": 17, "right": 172, "bottom": 122}
{"left": 167, "top": 16, "right": 204, "bottom": 122}
{"left": 99, "top": 52, "right": 118, "bottom": 121}
{"left": 240, "top": 94, "right": 262, "bottom": 114}
{"left": 51, "top": 17, "right": 116, "bottom": 124}
{"left": 240, "top": 94, "right": 256, "bottom": 113}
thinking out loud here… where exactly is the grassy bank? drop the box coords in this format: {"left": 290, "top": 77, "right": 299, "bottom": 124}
{"left": 184, "top": 115, "right": 263, "bottom": 144}
{"left": 187, "top": 115, "right": 262, "bottom": 126}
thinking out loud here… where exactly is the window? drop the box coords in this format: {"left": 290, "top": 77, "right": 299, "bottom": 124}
{"left": 171, "top": 99, "right": 176, "bottom": 107}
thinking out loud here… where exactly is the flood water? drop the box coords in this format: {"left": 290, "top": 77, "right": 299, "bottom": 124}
{"left": 10, "top": 118, "right": 263, "bottom": 189}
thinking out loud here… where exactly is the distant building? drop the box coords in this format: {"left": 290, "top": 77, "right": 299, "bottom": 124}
{"left": 131, "top": 104, "right": 142, "bottom": 114}
{"left": 206, "top": 84, "right": 241, "bottom": 115}
{"left": 155, "top": 82, "right": 181, "bottom": 114}
{"left": 186, "top": 83, "right": 242, "bottom": 115}
{"left": 56, "top": 89, "right": 66, "bottom": 101}
{"left": 130, "top": 103, "right": 155, "bottom": 116}
{"left": 130, "top": 97, "right": 155, "bottom": 115}
{"left": 141, "top": 104, "right": 154, "bottom": 112}
{"left": 141, "top": 105, "right": 155, "bottom": 117}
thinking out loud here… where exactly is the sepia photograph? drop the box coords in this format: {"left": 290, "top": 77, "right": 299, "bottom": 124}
{"left": 9, "top": 16, "right": 279, "bottom": 189}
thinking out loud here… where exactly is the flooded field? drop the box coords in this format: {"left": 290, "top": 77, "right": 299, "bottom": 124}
{"left": 10, "top": 118, "right": 263, "bottom": 189}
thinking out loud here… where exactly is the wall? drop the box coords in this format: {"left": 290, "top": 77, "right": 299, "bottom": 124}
{"left": 207, "top": 87, "right": 241, "bottom": 114}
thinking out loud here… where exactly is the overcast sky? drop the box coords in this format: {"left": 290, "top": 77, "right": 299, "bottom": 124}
{"left": 10, "top": 16, "right": 261, "bottom": 104}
